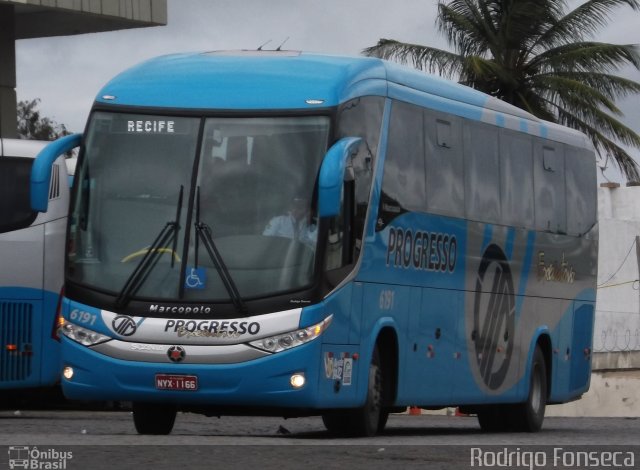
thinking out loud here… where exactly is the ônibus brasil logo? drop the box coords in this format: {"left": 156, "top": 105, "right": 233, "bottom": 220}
{"left": 472, "top": 244, "right": 515, "bottom": 390}
{"left": 8, "top": 446, "right": 73, "bottom": 469}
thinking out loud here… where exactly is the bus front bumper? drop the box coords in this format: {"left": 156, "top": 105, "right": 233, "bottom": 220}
{"left": 60, "top": 336, "right": 328, "bottom": 409}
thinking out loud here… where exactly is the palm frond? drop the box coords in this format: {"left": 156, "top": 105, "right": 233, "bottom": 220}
{"left": 531, "top": 42, "right": 640, "bottom": 73}
{"left": 553, "top": 104, "right": 640, "bottom": 180}
{"left": 363, "top": 0, "right": 640, "bottom": 181}
{"left": 531, "top": 74, "right": 622, "bottom": 114}
{"left": 537, "top": 71, "right": 640, "bottom": 100}
{"left": 362, "top": 39, "right": 465, "bottom": 79}
{"left": 537, "top": 0, "right": 640, "bottom": 49}
{"left": 437, "top": 0, "right": 494, "bottom": 57}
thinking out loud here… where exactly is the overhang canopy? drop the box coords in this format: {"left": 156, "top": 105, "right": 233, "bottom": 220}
{"left": 0, "top": 0, "right": 167, "bottom": 39}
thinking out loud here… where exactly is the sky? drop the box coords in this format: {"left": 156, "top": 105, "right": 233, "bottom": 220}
{"left": 14, "top": 0, "right": 640, "bottom": 182}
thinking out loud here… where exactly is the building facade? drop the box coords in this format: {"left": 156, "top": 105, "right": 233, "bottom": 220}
{"left": 0, "top": 0, "right": 167, "bottom": 137}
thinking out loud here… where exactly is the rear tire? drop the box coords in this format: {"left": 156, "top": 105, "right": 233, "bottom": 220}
{"left": 510, "top": 346, "right": 547, "bottom": 432}
{"left": 322, "top": 347, "right": 387, "bottom": 437}
{"left": 132, "top": 402, "right": 177, "bottom": 435}
{"left": 476, "top": 346, "right": 547, "bottom": 433}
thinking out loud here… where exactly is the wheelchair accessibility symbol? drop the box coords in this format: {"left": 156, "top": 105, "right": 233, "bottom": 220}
{"left": 185, "top": 267, "right": 207, "bottom": 289}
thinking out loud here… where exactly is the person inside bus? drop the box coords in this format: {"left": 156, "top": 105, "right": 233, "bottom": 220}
{"left": 263, "top": 196, "right": 317, "bottom": 247}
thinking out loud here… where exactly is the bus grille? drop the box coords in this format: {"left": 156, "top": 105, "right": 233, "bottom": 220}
{"left": 0, "top": 302, "right": 33, "bottom": 382}
{"left": 49, "top": 164, "right": 61, "bottom": 200}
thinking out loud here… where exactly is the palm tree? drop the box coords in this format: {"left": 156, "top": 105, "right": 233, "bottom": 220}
{"left": 363, "top": 0, "right": 640, "bottom": 181}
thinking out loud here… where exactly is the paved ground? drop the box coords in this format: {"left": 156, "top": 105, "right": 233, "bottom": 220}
{"left": 1, "top": 412, "right": 638, "bottom": 469}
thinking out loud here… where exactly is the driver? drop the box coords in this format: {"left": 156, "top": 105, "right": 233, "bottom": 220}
{"left": 263, "top": 196, "right": 317, "bottom": 247}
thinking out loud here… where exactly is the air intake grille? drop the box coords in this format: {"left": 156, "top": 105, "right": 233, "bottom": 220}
{"left": 49, "top": 164, "right": 60, "bottom": 200}
{"left": 0, "top": 302, "right": 33, "bottom": 382}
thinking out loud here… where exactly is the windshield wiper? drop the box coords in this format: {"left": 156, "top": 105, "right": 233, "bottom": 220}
{"left": 115, "top": 186, "right": 184, "bottom": 309}
{"left": 194, "top": 187, "right": 247, "bottom": 315}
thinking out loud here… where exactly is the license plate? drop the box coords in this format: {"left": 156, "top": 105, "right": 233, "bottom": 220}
{"left": 155, "top": 374, "right": 198, "bottom": 391}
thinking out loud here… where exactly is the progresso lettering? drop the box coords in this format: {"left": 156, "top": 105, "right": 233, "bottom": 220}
{"left": 386, "top": 226, "right": 457, "bottom": 273}
{"left": 164, "top": 319, "right": 260, "bottom": 336}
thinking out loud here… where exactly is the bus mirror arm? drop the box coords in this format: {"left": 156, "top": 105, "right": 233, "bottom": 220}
{"left": 318, "top": 137, "right": 361, "bottom": 218}
{"left": 31, "top": 133, "right": 82, "bottom": 212}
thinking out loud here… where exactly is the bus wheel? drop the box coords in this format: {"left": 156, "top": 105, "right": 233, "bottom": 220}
{"left": 510, "top": 346, "right": 547, "bottom": 432}
{"left": 322, "top": 347, "right": 386, "bottom": 437}
{"left": 132, "top": 402, "right": 177, "bottom": 435}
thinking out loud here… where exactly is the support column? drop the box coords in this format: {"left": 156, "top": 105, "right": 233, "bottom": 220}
{"left": 0, "top": 4, "right": 17, "bottom": 138}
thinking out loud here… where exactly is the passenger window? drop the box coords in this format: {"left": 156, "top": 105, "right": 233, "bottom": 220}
{"left": 425, "top": 112, "right": 464, "bottom": 218}
{"left": 500, "top": 131, "right": 534, "bottom": 228}
{"left": 565, "top": 147, "right": 596, "bottom": 235}
{"left": 0, "top": 157, "right": 37, "bottom": 233}
{"left": 378, "top": 100, "right": 426, "bottom": 229}
{"left": 534, "top": 142, "right": 566, "bottom": 233}
{"left": 463, "top": 122, "right": 500, "bottom": 224}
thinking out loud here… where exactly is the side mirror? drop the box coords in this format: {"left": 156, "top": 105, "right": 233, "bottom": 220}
{"left": 318, "top": 137, "right": 362, "bottom": 218}
{"left": 31, "top": 133, "right": 82, "bottom": 212}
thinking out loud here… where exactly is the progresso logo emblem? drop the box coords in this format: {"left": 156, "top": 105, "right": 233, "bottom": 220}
{"left": 472, "top": 244, "right": 515, "bottom": 390}
{"left": 112, "top": 315, "right": 138, "bottom": 337}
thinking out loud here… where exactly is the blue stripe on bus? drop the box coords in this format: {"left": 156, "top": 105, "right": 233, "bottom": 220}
{"left": 515, "top": 231, "right": 537, "bottom": 316}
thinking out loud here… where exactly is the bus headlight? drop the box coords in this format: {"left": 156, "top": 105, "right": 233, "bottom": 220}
{"left": 249, "top": 315, "right": 332, "bottom": 353}
{"left": 60, "top": 320, "right": 111, "bottom": 346}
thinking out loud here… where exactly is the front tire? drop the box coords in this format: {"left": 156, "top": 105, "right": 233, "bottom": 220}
{"left": 322, "top": 347, "right": 387, "bottom": 437}
{"left": 132, "top": 402, "right": 177, "bottom": 435}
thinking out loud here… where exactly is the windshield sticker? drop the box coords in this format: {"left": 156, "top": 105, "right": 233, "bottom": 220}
{"left": 127, "top": 120, "right": 175, "bottom": 134}
{"left": 185, "top": 266, "right": 207, "bottom": 290}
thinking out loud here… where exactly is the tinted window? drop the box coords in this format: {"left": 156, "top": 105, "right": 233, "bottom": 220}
{"left": 565, "top": 146, "right": 595, "bottom": 235}
{"left": 500, "top": 130, "right": 534, "bottom": 228}
{"left": 463, "top": 122, "right": 500, "bottom": 223}
{"left": 534, "top": 142, "right": 566, "bottom": 233}
{"left": 336, "top": 97, "right": 384, "bottom": 248}
{"left": 379, "top": 100, "right": 425, "bottom": 229}
{"left": 425, "top": 111, "right": 464, "bottom": 217}
{"left": 0, "top": 157, "right": 37, "bottom": 233}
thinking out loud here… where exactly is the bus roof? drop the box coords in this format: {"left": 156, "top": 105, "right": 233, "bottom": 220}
{"left": 95, "top": 50, "right": 590, "bottom": 148}
{"left": 94, "top": 51, "right": 521, "bottom": 112}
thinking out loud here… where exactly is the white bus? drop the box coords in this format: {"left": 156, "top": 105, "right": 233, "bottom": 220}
{"left": 0, "top": 138, "right": 74, "bottom": 390}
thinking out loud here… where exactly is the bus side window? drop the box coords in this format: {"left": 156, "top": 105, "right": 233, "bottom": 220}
{"left": 534, "top": 143, "right": 566, "bottom": 233}
{"left": 378, "top": 100, "right": 426, "bottom": 229}
{"left": 0, "top": 157, "right": 37, "bottom": 233}
{"left": 425, "top": 112, "right": 464, "bottom": 218}
{"left": 463, "top": 122, "right": 501, "bottom": 224}
{"left": 500, "top": 130, "right": 534, "bottom": 229}
{"left": 565, "top": 146, "right": 596, "bottom": 235}
{"left": 335, "top": 96, "right": 384, "bottom": 256}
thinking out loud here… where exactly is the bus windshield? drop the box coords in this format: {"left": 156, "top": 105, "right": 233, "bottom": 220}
{"left": 67, "top": 112, "right": 330, "bottom": 305}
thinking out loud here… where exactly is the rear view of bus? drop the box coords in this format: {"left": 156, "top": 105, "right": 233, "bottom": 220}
{"left": 54, "top": 51, "right": 598, "bottom": 436}
{"left": 0, "top": 138, "right": 71, "bottom": 391}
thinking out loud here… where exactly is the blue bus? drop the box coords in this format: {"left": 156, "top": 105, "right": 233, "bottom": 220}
{"left": 0, "top": 138, "right": 74, "bottom": 392}
{"left": 34, "top": 51, "right": 597, "bottom": 436}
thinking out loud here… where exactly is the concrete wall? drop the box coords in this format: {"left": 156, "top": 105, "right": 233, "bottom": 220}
{"left": 596, "top": 185, "right": 640, "bottom": 359}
